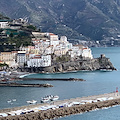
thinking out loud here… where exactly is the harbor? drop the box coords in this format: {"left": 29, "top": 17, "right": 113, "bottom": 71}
{"left": 0, "top": 92, "right": 120, "bottom": 119}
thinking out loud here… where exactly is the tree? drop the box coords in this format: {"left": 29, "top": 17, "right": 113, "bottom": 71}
{"left": 9, "top": 33, "right": 14, "bottom": 38}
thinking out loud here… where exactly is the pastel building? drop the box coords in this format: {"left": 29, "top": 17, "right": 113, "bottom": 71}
{"left": 0, "top": 20, "right": 9, "bottom": 28}
{"left": 27, "top": 55, "right": 51, "bottom": 67}
{"left": 82, "top": 47, "right": 93, "bottom": 59}
{"left": 17, "top": 51, "right": 26, "bottom": 67}
{"left": 0, "top": 51, "right": 18, "bottom": 67}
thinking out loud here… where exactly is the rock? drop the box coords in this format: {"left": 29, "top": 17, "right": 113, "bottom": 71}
{"left": 22, "top": 54, "right": 116, "bottom": 73}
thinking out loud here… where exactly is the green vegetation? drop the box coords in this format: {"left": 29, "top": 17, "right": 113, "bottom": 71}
{"left": 27, "top": 25, "right": 36, "bottom": 31}
{"left": 0, "top": 14, "right": 37, "bottom": 52}
{"left": 0, "top": 34, "right": 33, "bottom": 51}
{"left": 0, "top": 63, "right": 8, "bottom": 67}
{"left": 56, "top": 55, "right": 70, "bottom": 62}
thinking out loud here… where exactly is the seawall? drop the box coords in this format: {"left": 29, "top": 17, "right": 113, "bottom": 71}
{"left": 15, "top": 78, "right": 85, "bottom": 81}
{"left": 0, "top": 92, "right": 120, "bottom": 120}
{"left": 0, "top": 83, "right": 53, "bottom": 87}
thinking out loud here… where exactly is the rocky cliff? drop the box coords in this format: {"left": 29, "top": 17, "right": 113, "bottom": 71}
{"left": 42, "top": 54, "right": 116, "bottom": 73}
{"left": 23, "top": 54, "right": 116, "bottom": 73}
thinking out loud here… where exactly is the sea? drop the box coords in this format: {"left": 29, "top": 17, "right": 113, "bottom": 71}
{"left": 0, "top": 47, "right": 120, "bottom": 120}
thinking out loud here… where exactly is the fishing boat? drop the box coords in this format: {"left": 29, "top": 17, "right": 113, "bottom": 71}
{"left": 41, "top": 98, "right": 50, "bottom": 103}
{"left": 7, "top": 100, "right": 12, "bottom": 103}
{"left": 41, "top": 95, "right": 59, "bottom": 103}
{"left": 50, "top": 95, "right": 59, "bottom": 101}
{"left": 26, "top": 100, "right": 37, "bottom": 104}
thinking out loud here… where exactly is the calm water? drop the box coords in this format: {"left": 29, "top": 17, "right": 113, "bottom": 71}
{"left": 0, "top": 47, "right": 120, "bottom": 120}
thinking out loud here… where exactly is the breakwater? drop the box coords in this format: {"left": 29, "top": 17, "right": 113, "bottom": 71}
{"left": 0, "top": 92, "right": 120, "bottom": 120}
{"left": 0, "top": 83, "right": 53, "bottom": 87}
{"left": 15, "top": 78, "right": 85, "bottom": 81}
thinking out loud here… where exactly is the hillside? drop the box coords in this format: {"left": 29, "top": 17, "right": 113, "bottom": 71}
{"left": 0, "top": 0, "right": 120, "bottom": 44}
{"left": 0, "top": 14, "right": 36, "bottom": 52}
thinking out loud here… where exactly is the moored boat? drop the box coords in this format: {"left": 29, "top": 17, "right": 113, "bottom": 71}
{"left": 26, "top": 100, "right": 37, "bottom": 104}
{"left": 41, "top": 95, "right": 59, "bottom": 103}
{"left": 50, "top": 95, "right": 59, "bottom": 101}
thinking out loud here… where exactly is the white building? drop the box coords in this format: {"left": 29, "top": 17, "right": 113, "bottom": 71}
{"left": 82, "top": 47, "right": 93, "bottom": 59}
{"left": 27, "top": 55, "right": 51, "bottom": 67}
{"left": 31, "top": 32, "right": 93, "bottom": 60}
{"left": 0, "top": 20, "right": 9, "bottom": 28}
{"left": 17, "top": 51, "right": 26, "bottom": 67}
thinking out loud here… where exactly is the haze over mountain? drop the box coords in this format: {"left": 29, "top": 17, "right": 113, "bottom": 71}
{"left": 1, "top": 0, "right": 120, "bottom": 42}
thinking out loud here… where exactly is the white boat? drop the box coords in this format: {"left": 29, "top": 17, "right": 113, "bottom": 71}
{"left": 50, "top": 95, "right": 59, "bottom": 101}
{"left": 7, "top": 100, "right": 12, "bottom": 103}
{"left": 26, "top": 100, "right": 37, "bottom": 104}
{"left": 41, "top": 95, "right": 53, "bottom": 103}
{"left": 0, "top": 113, "right": 8, "bottom": 117}
{"left": 41, "top": 98, "right": 50, "bottom": 103}
{"left": 12, "top": 99, "right": 16, "bottom": 102}
{"left": 41, "top": 95, "right": 59, "bottom": 103}
{"left": 100, "top": 69, "right": 113, "bottom": 72}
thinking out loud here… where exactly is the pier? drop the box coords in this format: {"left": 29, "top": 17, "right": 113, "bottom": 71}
{"left": 15, "top": 77, "right": 85, "bottom": 81}
{"left": 0, "top": 83, "right": 53, "bottom": 87}
{"left": 0, "top": 92, "right": 120, "bottom": 119}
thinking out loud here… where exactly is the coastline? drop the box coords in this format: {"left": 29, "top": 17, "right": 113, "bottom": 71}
{"left": 20, "top": 55, "right": 116, "bottom": 73}
{"left": 18, "top": 73, "right": 36, "bottom": 78}
{"left": 0, "top": 92, "right": 120, "bottom": 119}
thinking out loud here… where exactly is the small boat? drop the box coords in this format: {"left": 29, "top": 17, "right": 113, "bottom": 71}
{"left": 7, "top": 100, "right": 12, "bottom": 103}
{"left": 41, "top": 97, "right": 50, "bottom": 103}
{"left": 41, "top": 95, "right": 53, "bottom": 102}
{"left": 50, "top": 95, "right": 59, "bottom": 101}
{"left": 26, "top": 100, "right": 37, "bottom": 104}
{"left": 41, "top": 95, "right": 59, "bottom": 103}
{"left": 100, "top": 69, "right": 113, "bottom": 72}
{"left": 12, "top": 99, "right": 16, "bottom": 102}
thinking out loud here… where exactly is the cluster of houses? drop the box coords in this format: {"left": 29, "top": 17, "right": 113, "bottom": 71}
{"left": 0, "top": 31, "right": 93, "bottom": 69}
{"left": 0, "top": 18, "right": 28, "bottom": 39}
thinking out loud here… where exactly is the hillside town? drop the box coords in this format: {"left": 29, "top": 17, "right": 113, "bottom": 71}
{"left": 0, "top": 18, "right": 93, "bottom": 70}
{"left": 0, "top": 33, "right": 93, "bottom": 69}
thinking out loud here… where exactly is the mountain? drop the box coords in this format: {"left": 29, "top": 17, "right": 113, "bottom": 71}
{"left": 1, "top": 0, "right": 120, "bottom": 42}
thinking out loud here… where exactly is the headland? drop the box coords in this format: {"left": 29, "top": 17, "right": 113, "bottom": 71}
{"left": 20, "top": 54, "right": 116, "bottom": 73}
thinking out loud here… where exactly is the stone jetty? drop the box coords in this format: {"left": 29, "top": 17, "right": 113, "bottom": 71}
{"left": 15, "top": 78, "right": 85, "bottom": 81}
{"left": 0, "top": 83, "right": 53, "bottom": 87}
{"left": 0, "top": 92, "right": 120, "bottom": 120}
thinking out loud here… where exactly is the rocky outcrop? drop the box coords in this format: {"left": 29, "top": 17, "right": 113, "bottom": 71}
{"left": 22, "top": 54, "right": 116, "bottom": 73}
{"left": 42, "top": 54, "right": 116, "bottom": 73}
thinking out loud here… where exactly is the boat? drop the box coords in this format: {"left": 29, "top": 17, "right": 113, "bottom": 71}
{"left": 12, "top": 99, "right": 16, "bottom": 102}
{"left": 41, "top": 95, "right": 52, "bottom": 103}
{"left": 7, "top": 100, "right": 12, "bottom": 103}
{"left": 100, "top": 69, "right": 113, "bottom": 72}
{"left": 41, "top": 95, "right": 59, "bottom": 103}
{"left": 41, "top": 95, "right": 53, "bottom": 103}
{"left": 50, "top": 95, "right": 59, "bottom": 101}
{"left": 26, "top": 100, "right": 37, "bottom": 104}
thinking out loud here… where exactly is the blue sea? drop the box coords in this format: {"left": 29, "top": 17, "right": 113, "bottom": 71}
{"left": 0, "top": 47, "right": 120, "bottom": 120}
